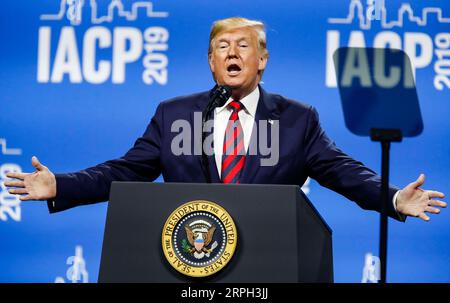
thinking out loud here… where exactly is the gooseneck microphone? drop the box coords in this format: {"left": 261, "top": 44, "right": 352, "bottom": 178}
{"left": 202, "top": 85, "right": 232, "bottom": 183}
{"left": 204, "top": 85, "right": 232, "bottom": 121}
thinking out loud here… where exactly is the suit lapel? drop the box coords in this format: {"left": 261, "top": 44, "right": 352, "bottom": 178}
{"left": 191, "top": 91, "right": 221, "bottom": 183}
{"left": 240, "top": 86, "right": 280, "bottom": 183}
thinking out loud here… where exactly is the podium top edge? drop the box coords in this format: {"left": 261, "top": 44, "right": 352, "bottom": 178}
{"left": 111, "top": 181, "right": 301, "bottom": 189}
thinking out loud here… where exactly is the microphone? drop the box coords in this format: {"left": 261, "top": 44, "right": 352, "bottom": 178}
{"left": 205, "top": 85, "right": 232, "bottom": 117}
{"left": 201, "top": 85, "right": 232, "bottom": 183}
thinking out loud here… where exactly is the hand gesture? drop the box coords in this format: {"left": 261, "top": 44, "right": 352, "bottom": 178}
{"left": 396, "top": 174, "right": 446, "bottom": 221}
{"left": 4, "top": 156, "right": 57, "bottom": 201}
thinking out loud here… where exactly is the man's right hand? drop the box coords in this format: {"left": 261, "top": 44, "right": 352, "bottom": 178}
{"left": 4, "top": 156, "right": 57, "bottom": 201}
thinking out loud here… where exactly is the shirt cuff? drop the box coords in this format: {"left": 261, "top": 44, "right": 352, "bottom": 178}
{"left": 392, "top": 190, "right": 407, "bottom": 221}
{"left": 392, "top": 190, "right": 400, "bottom": 211}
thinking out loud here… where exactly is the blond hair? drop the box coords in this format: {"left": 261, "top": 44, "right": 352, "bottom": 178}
{"left": 208, "top": 17, "right": 269, "bottom": 59}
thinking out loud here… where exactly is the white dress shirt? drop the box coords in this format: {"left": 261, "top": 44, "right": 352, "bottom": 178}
{"left": 213, "top": 86, "right": 259, "bottom": 177}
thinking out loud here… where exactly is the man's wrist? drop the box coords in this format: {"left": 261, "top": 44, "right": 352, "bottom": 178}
{"left": 393, "top": 189, "right": 407, "bottom": 222}
{"left": 393, "top": 190, "right": 401, "bottom": 212}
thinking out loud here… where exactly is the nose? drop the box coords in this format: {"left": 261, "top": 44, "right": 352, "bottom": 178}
{"left": 227, "top": 43, "right": 239, "bottom": 58}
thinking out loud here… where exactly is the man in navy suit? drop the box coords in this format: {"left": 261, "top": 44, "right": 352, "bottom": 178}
{"left": 5, "top": 17, "right": 446, "bottom": 221}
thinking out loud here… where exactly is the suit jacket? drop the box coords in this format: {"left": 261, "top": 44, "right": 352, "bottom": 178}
{"left": 48, "top": 86, "right": 404, "bottom": 221}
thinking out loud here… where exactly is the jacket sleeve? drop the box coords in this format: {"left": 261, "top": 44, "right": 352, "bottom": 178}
{"left": 303, "top": 106, "right": 405, "bottom": 222}
{"left": 47, "top": 103, "right": 164, "bottom": 213}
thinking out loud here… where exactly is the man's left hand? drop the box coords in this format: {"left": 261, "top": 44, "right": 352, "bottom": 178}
{"left": 396, "top": 174, "right": 446, "bottom": 221}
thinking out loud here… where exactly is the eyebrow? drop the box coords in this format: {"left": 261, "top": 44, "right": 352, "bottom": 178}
{"left": 216, "top": 37, "right": 250, "bottom": 44}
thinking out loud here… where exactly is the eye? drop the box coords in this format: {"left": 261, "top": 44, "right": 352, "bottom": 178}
{"left": 218, "top": 42, "right": 229, "bottom": 49}
{"left": 239, "top": 41, "right": 249, "bottom": 48}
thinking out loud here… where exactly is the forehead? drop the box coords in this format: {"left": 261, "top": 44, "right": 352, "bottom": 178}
{"left": 214, "top": 27, "right": 257, "bottom": 43}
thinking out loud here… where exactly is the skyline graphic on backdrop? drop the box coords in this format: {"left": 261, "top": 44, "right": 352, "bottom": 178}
{"left": 328, "top": 0, "right": 450, "bottom": 29}
{"left": 41, "top": 0, "right": 168, "bottom": 25}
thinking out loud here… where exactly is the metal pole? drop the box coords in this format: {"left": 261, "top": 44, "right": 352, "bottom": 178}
{"left": 379, "top": 140, "right": 390, "bottom": 283}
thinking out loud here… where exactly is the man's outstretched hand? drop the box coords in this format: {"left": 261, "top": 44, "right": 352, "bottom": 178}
{"left": 4, "top": 156, "right": 57, "bottom": 201}
{"left": 397, "top": 174, "right": 446, "bottom": 221}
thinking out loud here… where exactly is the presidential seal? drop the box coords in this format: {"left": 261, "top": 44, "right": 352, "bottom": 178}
{"left": 161, "top": 200, "right": 237, "bottom": 278}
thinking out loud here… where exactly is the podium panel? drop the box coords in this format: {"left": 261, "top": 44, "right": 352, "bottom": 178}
{"left": 98, "top": 182, "right": 333, "bottom": 282}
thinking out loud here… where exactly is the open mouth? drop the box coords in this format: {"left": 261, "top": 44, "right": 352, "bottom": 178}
{"left": 227, "top": 64, "right": 242, "bottom": 76}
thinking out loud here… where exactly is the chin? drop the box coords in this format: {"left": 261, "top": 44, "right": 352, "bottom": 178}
{"left": 221, "top": 78, "right": 244, "bottom": 89}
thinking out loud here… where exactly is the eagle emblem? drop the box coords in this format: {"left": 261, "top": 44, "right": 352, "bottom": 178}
{"left": 182, "top": 219, "right": 218, "bottom": 259}
{"left": 162, "top": 200, "right": 237, "bottom": 277}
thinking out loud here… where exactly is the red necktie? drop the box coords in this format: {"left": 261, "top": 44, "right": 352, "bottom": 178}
{"left": 221, "top": 100, "right": 246, "bottom": 184}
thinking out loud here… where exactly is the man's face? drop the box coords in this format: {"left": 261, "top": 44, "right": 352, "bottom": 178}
{"left": 208, "top": 27, "right": 267, "bottom": 98}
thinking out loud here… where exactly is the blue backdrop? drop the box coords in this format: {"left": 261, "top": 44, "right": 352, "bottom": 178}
{"left": 1, "top": 0, "right": 449, "bottom": 282}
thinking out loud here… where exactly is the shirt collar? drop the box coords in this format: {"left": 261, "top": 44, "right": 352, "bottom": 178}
{"left": 215, "top": 85, "right": 260, "bottom": 117}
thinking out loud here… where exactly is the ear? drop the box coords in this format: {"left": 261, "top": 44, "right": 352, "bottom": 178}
{"left": 208, "top": 53, "right": 215, "bottom": 73}
{"left": 258, "top": 53, "right": 268, "bottom": 72}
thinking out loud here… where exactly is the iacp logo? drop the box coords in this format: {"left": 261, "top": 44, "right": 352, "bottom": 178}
{"left": 325, "top": 0, "right": 450, "bottom": 91}
{"left": 37, "top": 0, "right": 169, "bottom": 85}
